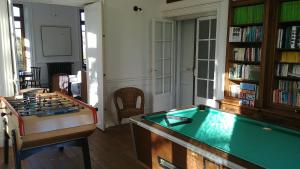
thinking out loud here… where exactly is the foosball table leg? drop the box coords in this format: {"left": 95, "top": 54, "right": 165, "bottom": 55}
{"left": 82, "top": 138, "right": 91, "bottom": 169}
{"left": 12, "top": 130, "right": 22, "bottom": 169}
{"left": 3, "top": 119, "right": 9, "bottom": 164}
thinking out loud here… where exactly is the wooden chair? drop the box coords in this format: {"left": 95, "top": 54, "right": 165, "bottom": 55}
{"left": 113, "top": 87, "right": 144, "bottom": 124}
{"left": 26, "top": 67, "right": 41, "bottom": 87}
{"left": 51, "top": 73, "right": 71, "bottom": 95}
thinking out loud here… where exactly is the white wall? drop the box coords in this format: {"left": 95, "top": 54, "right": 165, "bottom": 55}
{"left": 16, "top": 1, "right": 83, "bottom": 86}
{"left": 102, "top": 0, "right": 162, "bottom": 127}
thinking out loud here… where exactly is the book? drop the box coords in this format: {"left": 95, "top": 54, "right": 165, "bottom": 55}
{"left": 229, "top": 64, "right": 260, "bottom": 81}
{"left": 291, "top": 26, "right": 297, "bottom": 49}
{"left": 273, "top": 80, "right": 300, "bottom": 107}
{"left": 241, "top": 26, "right": 263, "bottom": 42}
{"left": 277, "top": 64, "right": 300, "bottom": 77}
{"left": 239, "top": 83, "right": 259, "bottom": 107}
{"left": 229, "top": 27, "right": 242, "bottom": 42}
{"left": 240, "top": 83, "right": 256, "bottom": 91}
{"left": 278, "top": 26, "right": 300, "bottom": 49}
{"left": 233, "top": 4, "right": 264, "bottom": 25}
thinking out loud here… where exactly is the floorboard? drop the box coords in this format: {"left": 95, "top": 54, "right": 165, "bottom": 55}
{"left": 0, "top": 124, "right": 147, "bottom": 169}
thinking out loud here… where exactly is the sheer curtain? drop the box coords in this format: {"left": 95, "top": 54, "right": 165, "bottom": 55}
{"left": 0, "top": 0, "right": 15, "bottom": 97}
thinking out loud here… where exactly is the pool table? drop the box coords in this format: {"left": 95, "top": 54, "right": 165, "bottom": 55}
{"left": 130, "top": 106, "right": 300, "bottom": 169}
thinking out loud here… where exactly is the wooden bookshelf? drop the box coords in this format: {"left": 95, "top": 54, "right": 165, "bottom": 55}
{"left": 220, "top": 0, "right": 297, "bottom": 130}
{"left": 223, "top": 0, "right": 266, "bottom": 111}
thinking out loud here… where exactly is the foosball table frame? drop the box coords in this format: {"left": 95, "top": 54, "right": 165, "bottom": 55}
{"left": 1, "top": 92, "right": 98, "bottom": 169}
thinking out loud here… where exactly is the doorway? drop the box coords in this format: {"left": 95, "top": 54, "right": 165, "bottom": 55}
{"left": 177, "top": 16, "right": 218, "bottom": 108}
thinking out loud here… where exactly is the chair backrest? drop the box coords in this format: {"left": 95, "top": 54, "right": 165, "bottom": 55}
{"left": 113, "top": 87, "right": 144, "bottom": 112}
{"left": 51, "top": 73, "right": 70, "bottom": 95}
{"left": 31, "top": 67, "right": 41, "bottom": 81}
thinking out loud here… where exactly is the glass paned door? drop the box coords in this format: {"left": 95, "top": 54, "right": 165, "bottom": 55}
{"left": 152, "top": 20, "right": 174, "bottom": 112}
{"left": 194, "top": 17, "right": 218, "bottom": 108}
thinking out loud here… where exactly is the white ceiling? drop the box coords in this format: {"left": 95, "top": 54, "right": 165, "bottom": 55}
{"left": 16, "top": 0, "right": 99, "bottom": 7}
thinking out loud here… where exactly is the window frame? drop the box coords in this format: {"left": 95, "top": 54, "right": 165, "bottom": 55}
{"left": 13, "top": 3, "right": 26, "bottom": 71}
{"left": 79, "top": 9, "right": 86, "bottom": 70}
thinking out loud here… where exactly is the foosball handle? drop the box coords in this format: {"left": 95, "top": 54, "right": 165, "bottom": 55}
{"left": 1, "top": 112, "right": 7, "bottom": 117}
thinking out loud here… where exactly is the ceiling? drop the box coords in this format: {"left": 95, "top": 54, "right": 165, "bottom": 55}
{"left": 16, "top": 0, "right": 99, "bottom": 7}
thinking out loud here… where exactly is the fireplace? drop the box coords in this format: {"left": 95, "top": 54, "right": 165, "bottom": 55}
{"left": 47, "top": 62, "right": 73, "bottom": 90}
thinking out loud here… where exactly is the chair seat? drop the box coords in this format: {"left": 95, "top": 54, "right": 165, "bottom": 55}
{"left": 118, "top": 108, "right": 143, "bottom": 118}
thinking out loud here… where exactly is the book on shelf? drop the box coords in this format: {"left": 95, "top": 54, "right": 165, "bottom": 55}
{"left": 229, "top": 27, "right": 242, "bottom": 42}
{"left": 278, "top": 26, "right": 300, "bottom": 49}
{"left": 229, "top": 83, "right": 259, "bottom": 107}
{"left": 239, "top": 83, "right": 259, "bottom": 107}
{"left": 229, "top": 26, "right": 263, "bottom": 42}
{"left": 233, "top": 4, "right": 264, "bottom": 25}
{"left": 280, "top": 52, "right": 300, "bottom": 63}
{"left": 280, "top": 1, "right": 300, "bottom": 22}
{"left": 277, "top": 64, "right": 300, "bottom": 77}
{"left": 229, "top": 84, "right": 240, "bottom": 98}
{"left": 229, "top": 64, "right": 260, "bottom": 81}
{"left": 233, "top": 48, "right": 261, "bottom": 62}
{"left": 273, "top": 80, "right": 300, "bottom": 107}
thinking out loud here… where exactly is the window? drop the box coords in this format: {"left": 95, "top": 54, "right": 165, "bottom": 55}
{"left": 13, "top": 4, "right": 26, "bottom": 71}
{"left": 80, "top": 9, "right": 86, "bottom": 69}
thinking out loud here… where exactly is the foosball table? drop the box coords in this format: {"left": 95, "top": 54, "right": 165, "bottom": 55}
{"left": 0, "top": 91, "right": 97, "bottom": 169}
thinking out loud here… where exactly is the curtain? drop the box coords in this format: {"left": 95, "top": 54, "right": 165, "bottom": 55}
{"left": 0, "top": 0, "right": 15, "bottom": 97}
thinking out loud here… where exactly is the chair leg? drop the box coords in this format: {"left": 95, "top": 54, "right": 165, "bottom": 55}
{"left": 118, "top": 118, "right": 122, "bottom": 125}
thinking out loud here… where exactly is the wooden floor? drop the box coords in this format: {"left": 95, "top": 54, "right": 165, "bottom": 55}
{"left": 0, "top": 124, "right": 147, "bottom": 169}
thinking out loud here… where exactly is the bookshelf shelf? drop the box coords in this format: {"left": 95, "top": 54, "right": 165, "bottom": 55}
{"left": 275, "top": 76, "right": 300, "bottom": 81}
{"left": 277, "top": 62, "right": 300, "bottom": 65}
{"left": 231, "top": 23, "right": 263, "bottom": 27}
{"left": 278, "top": 21, "right": 300, "bottom": 27}
{"left": 231, "top": 0, "right": 264, "bottom": 7}
{"left": 229, "top": 78, "right": 260, "bottom": 84}
{"left": 277, "top": 48, "right": 300, "bottom": 52}
{"left": 229, "top": 42, "right": 262, "bottom": 47}
{"left": 230, "top": 60, "right": 261, "bottom": 65}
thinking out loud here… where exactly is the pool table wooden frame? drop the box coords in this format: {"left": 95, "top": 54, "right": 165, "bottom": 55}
{"left": 130, "top": 108, "right": 263, "bottom": 169}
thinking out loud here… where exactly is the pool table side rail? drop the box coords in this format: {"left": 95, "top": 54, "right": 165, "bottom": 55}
{"left": 130, "top": 115, "right": 262, "bottom": 169}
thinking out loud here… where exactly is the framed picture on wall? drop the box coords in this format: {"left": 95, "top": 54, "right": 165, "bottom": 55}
{"left": 41, "top": 25, "right": 72, "bottom": 56}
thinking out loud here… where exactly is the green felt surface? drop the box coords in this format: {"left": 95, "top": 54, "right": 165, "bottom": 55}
{"left": 144, "top": 107, "right": 300, "bottom": 169}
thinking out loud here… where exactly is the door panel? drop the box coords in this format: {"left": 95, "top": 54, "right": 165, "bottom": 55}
{"left": 84, "top": 2, "right": 104, "bottom": 130}
{"left": 152, "top": 20, "right": 174, "bottom": 112}
{"left": 179, "top": 20, "right": 195, "bottom": 107}
{"left": 194, "top": 17, "right": 218, "bottom": 108}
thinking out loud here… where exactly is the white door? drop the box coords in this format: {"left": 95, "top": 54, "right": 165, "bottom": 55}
{"left": 152, "top": 20, "right": 174, "bottom": 112}
{"left": 179, "top": 19, "right": 195, "bottom": 107}
{"left": 84, "top": 2, "right": 104, "bottom": 130}
{"left": 194, "top": 16, "right": 218, "bottom": 108}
